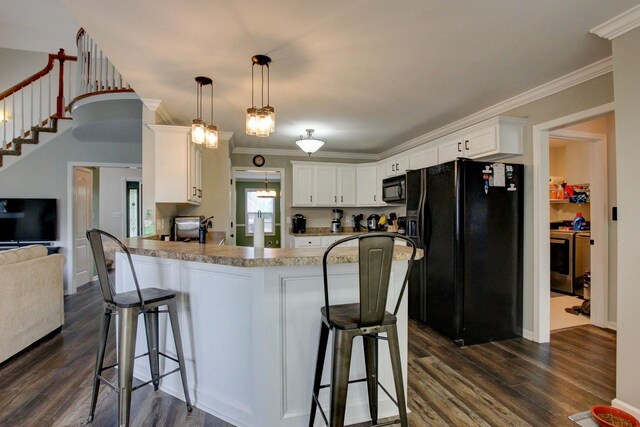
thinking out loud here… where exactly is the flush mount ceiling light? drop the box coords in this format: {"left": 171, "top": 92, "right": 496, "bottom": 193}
{"left": 295, "top": 129, "right": 325, "bottom": 156}
{"left": 191, "top": 76, "right": 218, "bottom": 148}
{"left": 246, "top": 55, "right": 275, "bottom": 137}
{"left": 256, "top": 173, "right": 277, "bottom": 198}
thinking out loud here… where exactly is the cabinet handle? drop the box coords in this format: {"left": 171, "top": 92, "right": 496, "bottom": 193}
{"left": 192, "top": 186, "right": 196, "bottom": 196}
{"left": 310, "top": 195, "right": 312, "bottom": 203}
{"left": 341, "top": 196, "right": 343, "bottom": 203}
{"left": 374, "top": 195, "right": 376, "bottom": 202}
{"left": 392, "top": 164, "right": 396, "bottom": 172}
{"left": 396, "top": 162, "right": 399, "bottom": 171}
{"left": 198, "top": 189, "right": 202, "bottom": 198}
{"left": 457, "top": 142, "right": 462, "bottom": 153}
{"left": 334, "top": 195, "right": 337, "bottom": 203}
{"left": 465, "top": 140, "right": 469, "bottom": 151}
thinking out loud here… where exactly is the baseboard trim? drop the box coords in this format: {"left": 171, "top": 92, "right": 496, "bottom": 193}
{"left": 606, "top": 321, "right": 617, "bottom": 331}
{"left": 612, "top": 398, "right": 640, "bottom": 419}
{"left": 522, "top": 328, "right": 534, "bottom": 341}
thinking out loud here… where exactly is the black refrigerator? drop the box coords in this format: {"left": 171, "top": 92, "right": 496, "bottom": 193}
{"left": 406, "top": 158, "right": 523, "bottom": 346}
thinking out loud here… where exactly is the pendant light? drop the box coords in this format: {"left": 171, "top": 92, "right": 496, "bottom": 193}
{"left": 256, "top": 173, "right": 277, "bottom": 198}
{"left": 295, "top": 129, "right": 325, "bottom": 155}
{"left": 246, "top": 55, "right": 275, "bottom": 137}
{"left": 191, "top": 76, "right": 218, "bottom": 148}
{"left": 205, "top": 80, "right": 218, "bottom": 149}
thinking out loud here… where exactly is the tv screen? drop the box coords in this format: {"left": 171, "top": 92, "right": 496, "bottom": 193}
{"left": 0, "top": 198, "right": 57, "bottom": 242}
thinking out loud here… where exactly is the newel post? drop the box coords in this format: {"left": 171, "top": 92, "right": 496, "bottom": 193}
{"left": 55, "top": 48, "right": 66, "bottom": 118}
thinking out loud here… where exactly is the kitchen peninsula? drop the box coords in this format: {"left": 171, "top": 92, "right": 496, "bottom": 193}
{"left": 114, "top": 238, "right": 421, "bottom": 427}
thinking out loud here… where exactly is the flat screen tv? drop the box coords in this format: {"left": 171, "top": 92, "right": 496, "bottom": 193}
{"left": 0, "top": 198, "right": 57, "bottom": 242}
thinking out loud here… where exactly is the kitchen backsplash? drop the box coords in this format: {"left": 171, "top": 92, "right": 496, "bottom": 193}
{"left": 290, "top": 206, "right": 406, "bottom": 228}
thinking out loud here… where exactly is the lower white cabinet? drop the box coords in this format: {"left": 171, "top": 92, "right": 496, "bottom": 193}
{"left": 289, "top": 234, "right": 357, "bottom": 248}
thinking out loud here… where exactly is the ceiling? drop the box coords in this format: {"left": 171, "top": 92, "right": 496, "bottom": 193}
{"left": 2, "top": 1, "right": 638, "bottom": 155}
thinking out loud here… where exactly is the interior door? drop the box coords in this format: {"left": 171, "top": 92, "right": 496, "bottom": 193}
{"left": 74, "top": 167, "right": 94, "bottom": 288}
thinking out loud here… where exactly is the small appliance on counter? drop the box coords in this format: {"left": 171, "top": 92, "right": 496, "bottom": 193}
{"left": 352, "top": 214, "right": 364, "bottom": 231}
{"left": 174, "top": 216, "right": 204, "bottom": 241}
{"left": 292, "top": 214, "right": 306, "bottom": 233}
{"left": 331, "top": 209, "right": 344, "bottom": 233}
{"left": 397, "top": 216, "right": 407, "bottom": 234}
{"left": 367, "top": 214, "right": 381, "bottom": 231}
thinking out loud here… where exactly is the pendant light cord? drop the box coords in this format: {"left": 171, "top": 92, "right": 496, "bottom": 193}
{"left": 251, "top": 63, "right": 255, "bottom": 108}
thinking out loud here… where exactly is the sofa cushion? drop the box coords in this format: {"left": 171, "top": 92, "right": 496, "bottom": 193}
{"left": 0, "top": 245, "right": 48, "bottom": 266}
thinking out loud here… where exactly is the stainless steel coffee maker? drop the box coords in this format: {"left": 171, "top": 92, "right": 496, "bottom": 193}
{"left": 331, "top": 209, "right": 343, "bottom": 233}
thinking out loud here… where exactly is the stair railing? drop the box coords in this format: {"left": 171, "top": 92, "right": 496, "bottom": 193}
{"left": 76, "top": 28, "right": 131, "bottom": 98}
{"left": 0, "top": 49, "right": 77, "bottom": 150}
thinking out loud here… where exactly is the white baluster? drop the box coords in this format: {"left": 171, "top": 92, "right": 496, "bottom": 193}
{"left": 3, "top": 97, "right": 6, "bottom": 149}
{"left": 39, "top": 78, "right": 42, "bottom": 124}
{"left": 48, "top": 72, "right": 52, "bottom": 119}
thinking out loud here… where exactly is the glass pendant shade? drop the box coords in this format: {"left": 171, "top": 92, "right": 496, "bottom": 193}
{"left": 246, "top": 55, "right": 274, "bottom": 136}
{"left": 191, "top": 119, "right": 206, "bottom": 144}
{"left": 246, "top": 107, "right": 258, "bottom": 135}
{"left": 256, "top": 173, "right": 277, "bottom": 198}
{"left": 206, "top": 124, "right": 218, "bottom": 148}
{"left": 295, "top": 129, "right": 325, "bottom": 155}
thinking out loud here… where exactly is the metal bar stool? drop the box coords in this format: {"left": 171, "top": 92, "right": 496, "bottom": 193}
{"left": 309, "top": 232, "right": 417, "bottom": 427}
{"left": 86, "top": 229, "right": 192, "bottom": 427}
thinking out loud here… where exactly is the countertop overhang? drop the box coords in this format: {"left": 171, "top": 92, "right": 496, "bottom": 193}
{"left": 118, "top": 237, "right": 422, "bottom": 268}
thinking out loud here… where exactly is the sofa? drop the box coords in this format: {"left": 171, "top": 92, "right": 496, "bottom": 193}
{"left": 0, "top": 245, "right": 65, "bottom": 364}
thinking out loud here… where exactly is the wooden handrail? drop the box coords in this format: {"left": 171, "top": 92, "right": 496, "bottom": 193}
{"left": 0, "top": 49, "right": 76, "bottom": 101}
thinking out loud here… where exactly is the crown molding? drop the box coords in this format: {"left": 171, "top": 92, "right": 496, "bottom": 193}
{"left": 232, "top": 146, "right": 379, "bottom": 160}
{"left": 140, "top": 98, "right": 175, "bottom": 125}
{"left": 380, "top": 57, "right": 613, "bottom": 158}
{"left": 591, "top": 4, "right": 640, "bottom": 40}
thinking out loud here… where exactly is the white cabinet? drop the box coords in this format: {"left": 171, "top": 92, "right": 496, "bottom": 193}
{"left": 437, "top": 117, "right": 525, "bottom": 164}
{"left": 384, "top": 155, "right": 409, "bottom": 177}
{"left": 314, "top": 166, "right": 338, "bottom": 205}
{"left": 337, "top": 167, "right": 357, "bottom": 205}
{"left": 292, "top": 162, "right": 358, "bottom": 207}
{"left": 409, "top": 146, "right": 438, "bottom": 170}
{"left": 150, "top": 125, "right": 202, "bottom": 205}
{"left": 376, "top": 163, "right": 387, "bottom": 206}
{"left": 289, "top": 236, "right": 323, "bottom": 248}
{"left": 356, "top": 166, "right": 378, "bottom": 206}
{"left": 292, "top": 163, "right": 314, "bottom": 206}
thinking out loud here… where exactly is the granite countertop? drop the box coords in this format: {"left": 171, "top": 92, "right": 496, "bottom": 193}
{"left": 116, "top": 237, "right": 422, "bottom": 268}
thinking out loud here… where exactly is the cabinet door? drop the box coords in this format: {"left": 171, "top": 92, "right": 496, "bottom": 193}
{"left": 337, "top": 167, "right": 356, "bottom": 206}
{"left": 191, "top": 145, "right": 203, "bottom": 204}
{"left": 292, "top": 165, "right": 314, "bottom": 206}
{"left": 376, "top": 163, "right": 387, "bottom": 206}
{"left": 356, "top": 166, "right": 378, "bottom": 205}
{"left": 437, "top": 137, "right": 464, "bottom": 164}
{"left": 293, "top": 236, "right": 322, "bottom": 247}
{"left": 409, "top": 147, "right": 438, "bottom": 170}
{"left": 153, "top": 126, "right": 191, "bottom": 203}
{"left": 385, "top": 159, "right": 398, "bottom": 177}
{"left": 314, "top": 166, "right": 338, "bottom": 206}
{"left": 464, "top": 125, "right": 497, "bottom": 158}
{"left": 395, "top": 156, "right": 409, "bottom": 174}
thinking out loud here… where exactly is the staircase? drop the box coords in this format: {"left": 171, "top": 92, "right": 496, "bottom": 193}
{"left": 0, "top": 28, "right": 133, "bottom": 170}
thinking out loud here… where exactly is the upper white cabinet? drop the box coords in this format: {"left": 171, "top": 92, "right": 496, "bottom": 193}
{"left": 437, "top": 117, "right": 526, "bottom": 164}
{"left": 292, "top": 163, "right": 314, "bottom": 206}
{"left": 337, "top": 167, "right": 357, "bottom": 205}
{"left": 384, "top": 155, "right": 409, "bottom": 177}
{"left": 150, "top": 125, "right": 202, "bottom": 205}
{"left": 314, "top": 166, "right": 338, "bottom": 205}
{"left": 356, "top": 166, "right": 379, "bottom": 206}
{"left": 409, "top": 146, "right": 438, "bottom": 170}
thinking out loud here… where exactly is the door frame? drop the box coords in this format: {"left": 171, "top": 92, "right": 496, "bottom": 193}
{"left": 531, "top": 102, "right": 613, "bottom": 342}
{"left": 230, "top": 167, "right": 286, "bottom": 248}
{"left": 66, "top": 161, "right": 141, "bottom": 294}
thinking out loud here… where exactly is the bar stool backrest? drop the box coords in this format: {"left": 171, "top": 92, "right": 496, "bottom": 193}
{"left": 86, "top": 228, "right": 145, "bottom": 308}
{"left": 322, "top": 232, "right": 417, "bottom": 328}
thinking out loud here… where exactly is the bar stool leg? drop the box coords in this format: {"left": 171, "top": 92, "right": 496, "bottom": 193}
{"left": 309, "top": 321, "right": 330, "bottom": 427}
{"left": 167, "top": 299, "right": 193, "bottom": 411}
{"left": 330, "top": 329, "right": 354, "bottom": 427}
{"left": 386, "top": 325, "right": 408, "bottom": 427}
{"left": 144, "top": 307, "right": 160, "bottom": 391}
{"left": 363, "top": 334, "right": 379, "bottom": 423}
{"left": 118, "top": 307, "right": 139, "bottom": 427}
{"left": 88, "top": 306, "right": 112, "bottom": 423}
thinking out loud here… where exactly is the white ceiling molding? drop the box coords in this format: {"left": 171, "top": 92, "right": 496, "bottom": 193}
{"left": 141, "top": 99, "right": 174, "bottom": 125}
{"left": 232, "top": 146, "right": 378, "bottom": 161}
{"left": 590, "top": 4, "right": 640, "bottom": 40}
{"left": 380, "top": 57, "right": 613, "bottom": 159}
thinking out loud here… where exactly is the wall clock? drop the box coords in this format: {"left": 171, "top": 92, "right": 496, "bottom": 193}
{"left": 252, "top": 155, "right": 265, "bottom": 167}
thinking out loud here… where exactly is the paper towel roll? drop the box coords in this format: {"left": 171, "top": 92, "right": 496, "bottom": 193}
{"left": 254, "top": 217, "right": 265, "bottom": 248}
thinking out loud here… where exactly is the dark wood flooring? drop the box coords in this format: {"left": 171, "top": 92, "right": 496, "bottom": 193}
{"left": 0, "top": 282, "right": 615, "bottom": 426}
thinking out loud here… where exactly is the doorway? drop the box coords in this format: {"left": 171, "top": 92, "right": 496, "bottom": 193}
{"left": 230, "top": 168, "right": 285, "bottom": 248}
{"left": 532, "top": 103, "right": 614, "bottom": 342}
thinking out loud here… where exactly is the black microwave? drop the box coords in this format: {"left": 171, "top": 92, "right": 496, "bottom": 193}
{"left": 382, "top": 174, "right": 406, "bottom": 203}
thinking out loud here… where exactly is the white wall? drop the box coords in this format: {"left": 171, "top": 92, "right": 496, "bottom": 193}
{"left": 98, "top": 167, "right": 142, "bottom": 237}
{"left": 612, "top": 26, "right": 640, "bottom": 413}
